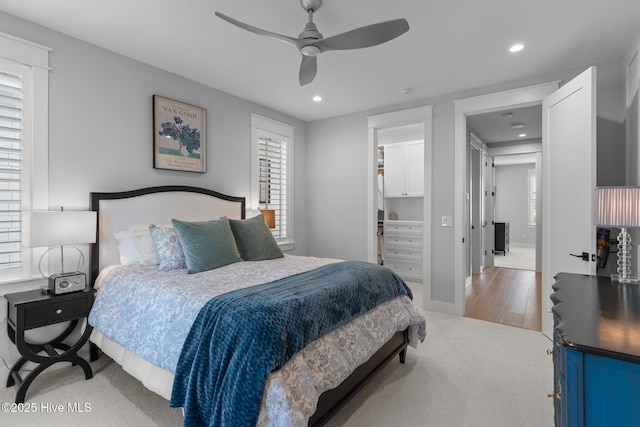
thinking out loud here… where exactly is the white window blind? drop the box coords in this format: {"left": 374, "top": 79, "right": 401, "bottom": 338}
{"left": 251, "top": 114, "right": 294, "bottom": 248}
{"left": 0, "top": 70, "right": 22, "bottom": 271}
{"left": 528, "top": 168, "right": 537, "bottom": 226}
{"left": 258, "top": 136, "right": 288, "bottom": 239}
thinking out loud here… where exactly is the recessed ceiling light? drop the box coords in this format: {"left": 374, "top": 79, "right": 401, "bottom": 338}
{"left": 399, "top": 88, "right": 412, "bottom": 95}
{"left": 502, "top": 112, "right": 513, "bottom": 118}
{"left": 518, "top": 133, "right": 527, "bottom": 138}
{"left": 511, "top": 123, "right": 525, "bottom": 129}
{"left": 509, "top": 43, "right": 524, "bottom": 53}
{"left": 312, "top": 95, "right": 322, "bottom": 102}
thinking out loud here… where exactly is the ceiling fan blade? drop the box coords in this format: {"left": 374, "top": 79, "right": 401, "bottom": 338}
{"left": 299, "top": 55, "right": 317, "bottom": 86}
{"left": 316, "top": 18, "right": 409, "bottom": 52}
{"left": 215, "top": 12, "right": 302, "bottom": 49}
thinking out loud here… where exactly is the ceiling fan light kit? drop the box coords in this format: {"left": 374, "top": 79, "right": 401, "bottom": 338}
{"left": 215, "top": 0, "right": 409, "bottom": 86}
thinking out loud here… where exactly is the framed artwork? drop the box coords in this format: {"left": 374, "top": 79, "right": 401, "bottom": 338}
{"left": 153, "top": 95, "right": 206, "bottom": 173}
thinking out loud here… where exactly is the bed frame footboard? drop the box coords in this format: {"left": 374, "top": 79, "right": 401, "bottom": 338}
{"left": 309, "top": 328, "right": 409, "bottom": 426}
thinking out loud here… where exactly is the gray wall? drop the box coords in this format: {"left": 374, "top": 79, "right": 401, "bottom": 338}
{"left": 307, "top": 60, "right": 626, "bottom": 306}
{"left": 495, "top": 164, "right": 536, "bottom": 245}
{"left": 0, "top": 11, "right": 309, "bottom": 257}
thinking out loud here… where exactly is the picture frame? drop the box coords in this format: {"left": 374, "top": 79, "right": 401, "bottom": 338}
{"left": 153, "top": 95, "right": 206, "bottom": 173}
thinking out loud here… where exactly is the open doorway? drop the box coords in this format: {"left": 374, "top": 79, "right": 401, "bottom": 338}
{"left": 464, "top": 106, "right": 542, "bottom": 331}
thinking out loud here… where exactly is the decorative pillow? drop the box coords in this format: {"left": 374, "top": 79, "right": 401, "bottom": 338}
{"left": 171, "top": 218, "right": 242, "bottom": 274}
{"left": 130, "top": 224, "right": 160, "bottom": 265}
{"left": 114, "top": 230, "right": 141, "bottom": 265}
{"left": 149, "top": 225, "right": 186, "bottom": 271}
{"left": 228, "top": 215, "right": 284, "bottom": 261}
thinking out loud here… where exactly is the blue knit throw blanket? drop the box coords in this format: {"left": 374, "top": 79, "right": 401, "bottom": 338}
{"left": 169, "top": 260, "right": 411, "bottom": 426}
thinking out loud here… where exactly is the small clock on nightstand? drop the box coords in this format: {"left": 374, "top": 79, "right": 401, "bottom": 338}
{"left": 4, "top": 288, "right": 94, "bottom": 403}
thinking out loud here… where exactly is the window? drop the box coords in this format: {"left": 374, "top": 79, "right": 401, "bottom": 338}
{"left": 528, "top": 168, "right": 536, "bottom": 227}
{"left": 251, "top": 114, "right": 294, "bottom": 248}
{"left": 0, "top": 34, "right": 50, "bottom": 282}
{"left": 258, "top": 136, "right": 288, "bottom": 238}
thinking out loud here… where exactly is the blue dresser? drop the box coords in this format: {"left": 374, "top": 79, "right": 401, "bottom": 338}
{"left": 551, "top": 273, "right": 640, "bottom": 426}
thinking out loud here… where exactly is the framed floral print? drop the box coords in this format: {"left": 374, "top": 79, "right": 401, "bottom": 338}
{"left": 153, "top": 95, "right": 206, "bottom": 172}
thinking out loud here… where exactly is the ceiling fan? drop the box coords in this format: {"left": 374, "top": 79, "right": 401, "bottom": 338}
{"left": 215, "top": 0, "right": 409, "bottom": 86}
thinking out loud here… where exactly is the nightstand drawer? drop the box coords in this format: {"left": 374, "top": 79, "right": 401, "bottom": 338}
{"left": 23, "top": 298, "right": 89, "bottom": 329}
{"left": 6, "top": 290, "right": 93, "bottom": 330}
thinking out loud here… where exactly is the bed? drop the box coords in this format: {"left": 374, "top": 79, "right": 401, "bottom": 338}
{"left": 87, "top": 185, "right": 426, "bottom": 426}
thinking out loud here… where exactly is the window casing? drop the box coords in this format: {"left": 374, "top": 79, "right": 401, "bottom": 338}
{"left": 0, "top": 33, "right": 50, "bottom": 283}
{"left": 251, "top": 114, "right": 294, "bottom": 249}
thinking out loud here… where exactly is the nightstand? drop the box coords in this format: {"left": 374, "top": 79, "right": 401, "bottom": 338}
{"left": 5, "top": 288, "right": 94, "bottom": 403}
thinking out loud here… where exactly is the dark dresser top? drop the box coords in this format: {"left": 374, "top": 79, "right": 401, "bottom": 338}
{"left": 552, "top": 273, "right": 640, "bottom": 364}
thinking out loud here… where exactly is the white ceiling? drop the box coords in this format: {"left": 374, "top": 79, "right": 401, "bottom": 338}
{"left": 466, "top": 105, "right": 542, "bottom": 144}
{"left": 1, "top": 0, "right": 639, "bottom": 122}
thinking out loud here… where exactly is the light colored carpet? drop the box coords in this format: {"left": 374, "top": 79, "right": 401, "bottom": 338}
{"left": 0, "top": 283, "right": 553, "bottom": 426}
{"left": 493, "top": 243, "right": 536, "bottom": 271}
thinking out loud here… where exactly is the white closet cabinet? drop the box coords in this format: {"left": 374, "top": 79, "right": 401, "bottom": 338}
{"left": 383, "top": 220, "right": 423, "bottom": 282}
{"left": 383, "top": 140, "right": 424, "bottom": 197}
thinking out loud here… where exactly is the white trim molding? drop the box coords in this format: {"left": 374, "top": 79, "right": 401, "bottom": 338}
{"left": 0, "top": 33, "right": 50, "bottom": 282}
{"left": 452, "top": 82, "right": 559, "bottom": 317}
{"left": 366, "top": 105, "right": 433, "bottom": 311}
{"left": 0, "top": 31, "right": 52, "bottom": 70}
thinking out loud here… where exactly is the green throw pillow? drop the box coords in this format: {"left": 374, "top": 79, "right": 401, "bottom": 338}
{"left": 228, "top": 215, "right": 284, "bottom": 261}
{"left": 171, "top": 218, "right": 242, "bottom": 273}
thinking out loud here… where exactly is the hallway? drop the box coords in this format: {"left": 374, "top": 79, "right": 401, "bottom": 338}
{"left": 465, "top": 267, "right": 541, "bottom": 331}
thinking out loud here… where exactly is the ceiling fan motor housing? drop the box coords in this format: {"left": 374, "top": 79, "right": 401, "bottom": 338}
{"left": 300, "top": 0, "right": 322, "bottom": 13}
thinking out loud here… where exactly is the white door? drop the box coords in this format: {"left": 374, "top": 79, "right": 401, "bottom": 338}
{"left": 471, "top": 145, "right": 482, "bottom": 274}
{"left": 482, "top": 152, "right": 493, "bottom": 268}
{"left": 542, "top": 67, "right": 597, "bottom": 337}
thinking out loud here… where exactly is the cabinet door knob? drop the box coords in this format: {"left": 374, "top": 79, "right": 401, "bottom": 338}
{"left": 56, "top": 309, "right": 62, "bottom": 315}
{"left": 546, "top": 348, "right": 553, "bottom": 356}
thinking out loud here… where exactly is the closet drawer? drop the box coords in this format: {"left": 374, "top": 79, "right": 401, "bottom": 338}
{"left": 384, "top": 258, "right": 423, "bottom": 277}
{"left": 384, "top": 221, "right": 423, "bottom": 234}
{"left": 384, "top": 234, "right": 422, "bottom": 246}
{"left": 384, "top": 247, "right": 422, "bottom": 260}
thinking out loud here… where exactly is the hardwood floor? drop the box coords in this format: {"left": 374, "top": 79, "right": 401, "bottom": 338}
{"left": 465, "top": 267, "right": 541, "bottom": 331}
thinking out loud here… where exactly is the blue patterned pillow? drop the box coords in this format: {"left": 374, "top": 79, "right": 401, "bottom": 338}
{"left": 171, "top": 218, "right": 242, "bottom": 274}
{"left": 149, "top": 225, "right": 186, "bottom": 271}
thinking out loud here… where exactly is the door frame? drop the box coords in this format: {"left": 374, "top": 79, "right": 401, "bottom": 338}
{"left": 452, "top": 82, "right": 560, "bottom": 316}
{"left": 366, "top": 106, "right": 433, "bottom": 305}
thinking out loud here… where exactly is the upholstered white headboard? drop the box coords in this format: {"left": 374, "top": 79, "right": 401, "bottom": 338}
{"left": 90, "top": 186, "right": 245, "bottom": 284}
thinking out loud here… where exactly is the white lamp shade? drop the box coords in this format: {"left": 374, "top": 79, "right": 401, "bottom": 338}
{"left": 24, "top": 211, "right": 97, "bottom": 247}
{"left": 595, "top": 187, "right": 640, "bottom": 228}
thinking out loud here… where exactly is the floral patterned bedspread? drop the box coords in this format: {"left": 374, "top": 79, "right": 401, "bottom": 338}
{"left": 88, "top": 255, "right": 426, "bottom": 426}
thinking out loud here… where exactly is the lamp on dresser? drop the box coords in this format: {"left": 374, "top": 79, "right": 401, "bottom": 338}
{"left": 594, "top": 186, "right": 640, "bottom": 283}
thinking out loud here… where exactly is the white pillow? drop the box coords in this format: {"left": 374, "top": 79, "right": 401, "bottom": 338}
{"left": 114, "top": 230, "right": 141, "bottom": 265}
{"left": 130, "top": 224, "right": 160, "bottom": 266}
